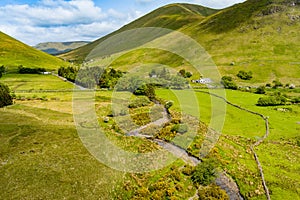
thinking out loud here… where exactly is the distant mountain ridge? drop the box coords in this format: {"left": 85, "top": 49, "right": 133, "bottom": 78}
{"left": 34, "top": 41, "right": 90, "bottom": 55}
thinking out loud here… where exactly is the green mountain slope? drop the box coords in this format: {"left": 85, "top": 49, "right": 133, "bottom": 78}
{"left": 185, "top": 0, "right": 300, "bottom": 84}
{"left": 60, "top": 0, "right": 300, "bottom": 85}
{"left": 0, "top": 32, "right": 67, "bottom": 72}
{"left": 34, "top": 41, "right": 90, "bottom": 55}
{"left": 59, "top": 3, "right": 218, "bottom": 62}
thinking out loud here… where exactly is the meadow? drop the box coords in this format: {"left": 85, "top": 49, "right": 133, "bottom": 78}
{"left": 156, "top": 88, "right": 300, "bottom": 199}
{"left": 0, "top": 75, "right": 199, "bottom": 199}
{"left": 1, "top": 72, "right": 299, "bottom": 199}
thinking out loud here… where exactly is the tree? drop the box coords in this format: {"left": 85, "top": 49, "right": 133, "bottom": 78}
{"left": 221, "top": 76, "right": 237, "bottom": 90}
{"left": 255, "top": 86, "right": 266, "bottom": 94}
{"left": 185, "top": 71, "right": 192, "bottom": 78}
{"left": 134, "top": 84, "right": 156, "bottom": 100}
{"left": 178, "top": 69, "right": 192, "bottom": 78}
{"left": 0, "top": 83, "right": 13, "bottom": 108}
{"left": 237, "top": 70, "right": 253, "bottom": 80}
{"left": 192, "top": 159, "right": 216, "bottom": 186}
{"left": 179, "top": 69, "right": 186, "bottom": 77}
{"left": 0, "top": 65, "right": 5, "bottom": 78}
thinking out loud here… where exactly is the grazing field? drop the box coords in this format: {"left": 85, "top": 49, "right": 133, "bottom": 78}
{"left": 156, "top": 88, "right": 300, "bottom": 199}
{"left": 1, "top": 74, "right": 74, "bottom": 91}
{"left": 1, "top": 72, "right": 299, "bottom": 199}
{"left": 0, "top": 77, "right": 199, "bottom": 199}
{"left": 0, "top": 101, "right": 124, "bottom": 199}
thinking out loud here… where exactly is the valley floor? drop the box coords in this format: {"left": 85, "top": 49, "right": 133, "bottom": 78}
{"left": 0, "top": 74, "right": 299, "bottom": 199}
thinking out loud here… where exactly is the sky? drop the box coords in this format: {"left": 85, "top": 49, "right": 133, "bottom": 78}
{"left": 0, "top": 0, "right": 246, "bottom": 45}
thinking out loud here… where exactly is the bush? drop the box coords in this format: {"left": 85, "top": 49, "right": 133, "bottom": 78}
{"left": 181, "top": 165, "right": 194, "bottom": 176}
{"left": 237, "top": 70, "right": 253, "bottom": 80}
{"left": 0, "top": 83, "right": 13, "bottom": 108}
{"left": 128, "top": 96, "right": 151, "bottom": 108}
{"left": 134, "top": 84, "right": 156, "bottom": 100}
{"left": 198, "top": 184, "right": 229, "bottom": 200}
{"left": 171, "top": 124, "right": 188, "bottom": 134}
{"left": 191, "top": 159, "right": 216, "bottom": 186}
{"left": 221, "top": 76, "right": 237, "bottom": 90}
{"left": 255, "top": 86, "right": 266, "bottom": 94}
{"left": 257, "top": 96, "right": 287, "bottom": 106}
{"left": 0, "top": 65, "right": 5, "bottom": 78}
{"left": 178, "top": 69, "right": 193, "bottom": 78}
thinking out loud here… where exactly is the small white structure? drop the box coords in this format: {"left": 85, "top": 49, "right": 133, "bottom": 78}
{"left": 192, "top": 78, "right": 213, "bottom": 84}
{"left": 41, "top": 72, "right": 51, "bottom": 75}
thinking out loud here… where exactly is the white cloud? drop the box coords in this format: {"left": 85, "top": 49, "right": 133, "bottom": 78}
{"left": 0, "top": 0, "right": 141, "bottom": 45}
{"left": 0, "top": 0, "right": 246, "bottom": 45}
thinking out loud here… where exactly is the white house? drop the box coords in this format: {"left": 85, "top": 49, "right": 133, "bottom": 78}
{"left": 192, "top": 78, "right": 213, "bottom": 84}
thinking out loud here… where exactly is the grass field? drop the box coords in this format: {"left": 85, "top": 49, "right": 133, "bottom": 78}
{"left": 0, "top": 102, "right": 124, "bottom": 199}
{"left": 0, "top": 76, "right": 200, "bottom": 199}
{"left": 156, "top": 88, "right": 300, "bottom": 199}
{"left": 1, "top": 74, "right": 74, "bottom": 91}
{"left": 1, "top": 72, "right": 299, "bottom": 199}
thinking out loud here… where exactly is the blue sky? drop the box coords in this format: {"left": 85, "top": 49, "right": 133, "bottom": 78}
{"left": 0, "top": 0, "right": 246, "bottom": 45}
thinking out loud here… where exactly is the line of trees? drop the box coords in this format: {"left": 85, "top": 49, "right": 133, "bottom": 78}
{"left": 58, "top": 66, "right": 79, "bottom": 82}
{"left": 58, "top": 66, "right": 189, "bottom": 91}
{"left": 257, "top": 91, "right": 287, "bottom": 106}
{"left": 18, "top": 65, "right": 46, "bottom": 74}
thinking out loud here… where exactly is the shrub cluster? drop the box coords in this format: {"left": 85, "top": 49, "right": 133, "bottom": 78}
{"left": 128, "top": 96, "right": 151, "bottom": 108}
{"left": 257, "top": 94, "right": 287, "bottom": 106}
{"left": 0, "top": 83, "right": 13, "bottom": 108}
{"left": 191, "top": 159, "right": 216, "bottom": 186}
{"left": 198, "top": 184, "right": 229, "bottom": 200}
{"left": 221, "top": 76, "right": 237, "bottom": 90}
{"left": 18, "top": 65, "right": 46, "bottom": 74}
{"left": 178, "top": 69, "right": 192, "bottom": 78}
{"left": 58, "top": 66, "right": 78, "bottom": 82}
{"left": 237, "top": 70, "right": 253, "bottom": 80}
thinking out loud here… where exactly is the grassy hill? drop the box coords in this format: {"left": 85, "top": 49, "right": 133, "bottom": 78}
{"left": 184, "top": 0, "right": 300, "bottom": 84}
{"left": 34, "top": 41, "right": 90, "bottom": 55}
{"left": 58, "top": 3, "right": 218, "bottom": 62}
{"left": 0, "top": 32, "right": 68, "bottom": 72}
{"left": 61, "top": 0, "right": 300, "bottom": 85}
